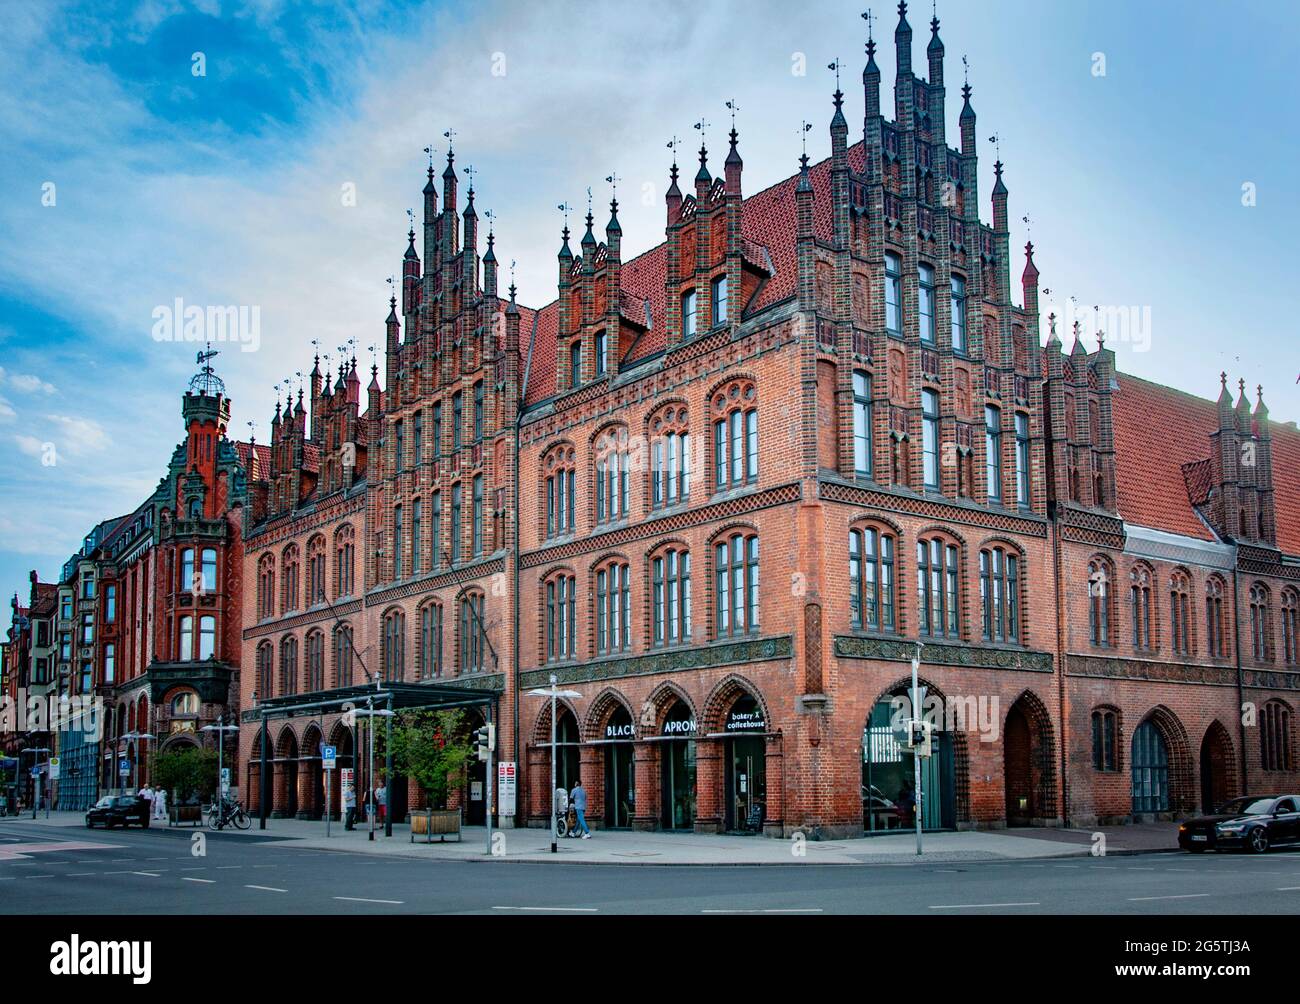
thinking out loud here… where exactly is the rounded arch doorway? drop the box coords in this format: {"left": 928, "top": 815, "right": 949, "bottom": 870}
{"left": 722, "top": 693, "right": 767, "bottom": 834}
{"left": 862, "top": 687, "right": 956, "bottom": 833}
{"left": 659, "top": 700, "right": 696, "bottom": 830}
{"left": 602, "top": 705, "right": 635, "bottom": 829}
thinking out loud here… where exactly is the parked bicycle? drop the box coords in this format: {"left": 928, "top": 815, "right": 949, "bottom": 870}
{"left": 207, "top": 795, "right": 251, "bottom": 830}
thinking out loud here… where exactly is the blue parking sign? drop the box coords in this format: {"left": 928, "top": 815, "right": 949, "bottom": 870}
{"left": 321, "top": 745, "right": 337, "bottom": 770}
{"left": 118, "top": 758, "right": 130, "bottom": 777}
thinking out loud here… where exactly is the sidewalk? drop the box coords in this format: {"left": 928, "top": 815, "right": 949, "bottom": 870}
{"left": 1, "top": 811, "right": 1183, "bottom": 865}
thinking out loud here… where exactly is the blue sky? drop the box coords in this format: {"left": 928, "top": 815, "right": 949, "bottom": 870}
{"left": 1, "top": 0, "right": 1295, "bottom": 599}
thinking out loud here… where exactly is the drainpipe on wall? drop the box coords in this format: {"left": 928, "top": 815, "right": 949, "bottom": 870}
{"left": 511, "top": 409, "right": 521, "bottom": 823}
{"left": 1231, "top": 561, "right": 1248, "bottom": 795}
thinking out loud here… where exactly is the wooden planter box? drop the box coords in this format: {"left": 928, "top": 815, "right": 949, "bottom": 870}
{"left": 410, "top": 808, "right": 462, "bottom": 843}
{"left": 169, "top": 805, "right": 204, "bottom": 828}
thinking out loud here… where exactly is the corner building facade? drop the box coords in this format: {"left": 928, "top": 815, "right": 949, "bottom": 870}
{"left": 239, "top": 4, "right": 1299, "bottom": 836}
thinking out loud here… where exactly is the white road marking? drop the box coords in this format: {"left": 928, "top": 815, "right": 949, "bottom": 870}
{"left": 929, "top": 902, "right": 1040, "bottom": 910}
{"left": 1127, "top": 893, "right": 1210, "bottom": 902}
{"left": 23, "top": 874, "right": 54, "bottom": 879}
{"left": 132, "top": 871, "right": 161, "bottom": 877}
{"left": 1277, "top": 886, "right": 1300, "bottom": 891}
{"left": 66, "top": 872, "right": 96, "bottom": 877}
{"left": 183, "top": 877, "right": 216, "bottom": 884}
{"left": 492, "top": 906, "right": 597, "bottom": 912}
{"left": 334, "top": 896, "right": 404, "bottom": 905}
{"left": 245, "top": 884, "right": 287, "bottom": 893}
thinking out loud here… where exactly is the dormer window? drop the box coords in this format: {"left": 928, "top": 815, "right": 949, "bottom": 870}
{"left": 918, "top": 263, "right": 936, "bottom": 344}
{"left": 569, "top": 339, "right": 582, "bottom": 388}
{"left": 711, "top": 275, "right": 728, "bottom": 326}
{"left": 594, "top": 329, "right": 607, "bottom": 376}
{"left": 884, "top": 252, "right": 902, "bottom": 334}
{"left": 682, "top": 289, "right": 697, "bottom": 338}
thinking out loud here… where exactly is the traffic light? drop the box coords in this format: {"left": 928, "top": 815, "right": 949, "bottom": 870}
{"left": 472, "top": 724, "right": 495, "bottom": 762}
{"left": 909, "top": 721, "right": 933, "bottom": 758}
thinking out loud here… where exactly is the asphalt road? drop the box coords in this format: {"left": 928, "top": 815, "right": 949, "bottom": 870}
{"left": 3, "top": 820, "right": 1300, "bottom": 915}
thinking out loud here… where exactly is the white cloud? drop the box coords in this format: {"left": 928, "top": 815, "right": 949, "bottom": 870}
{"left": 44, "top": 414, "right": 109, "bottom": 454}
{"left": 0, "top": 396, "right": 15, "bottom": 421}
{"left": 0, "top": 367, "right": 56, "bottom": 394}
{"left": 13, "top": 434, "right": 45, "bottom": 457}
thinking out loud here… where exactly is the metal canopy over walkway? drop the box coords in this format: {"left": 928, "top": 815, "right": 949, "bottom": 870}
{"left": 250, "top": 681, "right": 500, "bottom": 836}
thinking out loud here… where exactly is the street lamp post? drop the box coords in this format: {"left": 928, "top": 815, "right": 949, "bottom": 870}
{"left": 200, "top": 716, "right": 240, "bottom": 818}
{"left": 120, "top": 732, "right": 154, "bottom": 805}
{"left": 18, "top": 748, "right": 51, "bottom": 819}
{"left": 352, "top": 702, "right": 394, "bottom": 842}
{"left": 526, "top": 675, "right": 582, "bottom": 854}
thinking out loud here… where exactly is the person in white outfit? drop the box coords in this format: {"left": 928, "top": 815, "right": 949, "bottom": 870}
{"left": 138, "top": 784, "right": 154, "bottom": 814}
{"left": 153, "top": 786, "right": 168, "bottom": 821}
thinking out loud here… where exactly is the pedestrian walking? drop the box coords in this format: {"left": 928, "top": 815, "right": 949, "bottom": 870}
{"left": 343, "top": 781, "right": 356, "bottom": 830}
{"left": 374, "top": 781, "right": 387, "bottom": 826}
{"left": 570, "top": 779, "right": 591, "bottom": 839}
{"left": 138, "top": 784, "right": 154, "bottom": 815}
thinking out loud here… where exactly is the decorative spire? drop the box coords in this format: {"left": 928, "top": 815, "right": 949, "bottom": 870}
{"left": 581, "top": 185, "right": 596, "bottom": 247}
{"left": 605, "top": 174, "right": 622, "bottom": 233}
{"left": 863, "top": 8, "right": 879, "bottom": 72}
{"left": 992, "top": 156, "right": 1008, "bottom": 196}
{"left": 557, "top": 202, "right": 573, "bottom": 259}
{"left": 694, "top": 118, "right": 711, "bottom": 185}
{"left": 386, "top": 294, "right": 398, "bottom": 324}
{"left": 960, "top": 55, "right": 974, "bottom": 118}
{"left": 483, "top": 218, "right": 497, "bottom": 263}
{"left": 896, "top": 0, "right": 910, "bottom": 35}
{"left": 725, "top": 101, "right": 743, "bottom": 167}
{"left": 1046, "top": 312, "right": 1060, "bottom": 345}
{"left": 928, "top": 2, "right": 943, "bottom": 53}
{"left": 828, "top": 60, "right": 847, "bottom": 129}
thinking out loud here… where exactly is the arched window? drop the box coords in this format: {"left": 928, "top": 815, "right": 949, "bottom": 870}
{"left": 179, "top": 615, "right": 193, "bottom": 661}
{"left": 595, "top": 560, "right": 631, "bottom": 655}
{"left": 594, "top": 328, "right": 608, "bottom": 375}
{"left": 305, "top": 630, "right": 324, "bottom": 692}
{"left": 280, "top": 635, "right": 299, "bottom": 696}
{"left": 258, "top": 554, "right": 276, "bottom": 616}
{"left": 979, "top": 545, "right": 1020, "bottom": 643}
{"left": 459, "top": 591, "right": 486, "bottom": 674}
{"left": 281, "top": 544, "right": 300, "bottom": 614}
{"left": 306, "top": 535, "right": 326, "bottom": 606}
{"left": 382, "top": 609, "right": 405, "bottom": 682}
{"left": 171, "top": 691, "right": 198, "bottom": 717}
{"left": 471, "top": 475, "right": 484, "bottom": 557}
{"left": 849, "top": 526, "right": 895, "bottom": 632}
{"left": 651, "top": 546, "right": 691, "bottom": 647}
{"left": 256, "top": 641, "right": 273, "bottom": 699}
{"left": 1262, "top": 701, "right": 1292, "bottom": 772}
{"left": 1283, "top": 589, "right": 1299, "bottom": 667}
{"left": 545, "top": 572, "right": 577, "bottom": 662}
{"left": 883, "top": 251, "right": 902, "bottom": 334}
{"left": 419, "top": 602, "right": 442, "bottom": 679}
{"left": 594, "top": 427, "right": 630, "bottom": 524}
{"left": 1205, "top": 575, "right": 1226, "bottom": 658}
{"left": 180, "top": 548, "right": 195, "bottom": 592}
{"left": 714, "top": 531, "right": 759, "bottom": 638}
{"left": 1169, "top": 570, "right": 1192, "bottom": 656}
{"left": 852, "top": 371, "right": 873, "bottom": 478}
{"left": 1014, "top": 412, "right": 1030, "bottom": 506}
{"left": 543, "top": 445, "right": 576, "bottom": 538}
{"left": 917, "top": 536, "right": 960, "bottom": 638}
{"left": 649, "top": 406, "right": 691, "bottom": 510}
{"left": 334, "top": 525, "right": 355, "bottom": 598}
{"left": 1130, "top": 564, "right": 1153, "bottom": 650}
{"left": 332, "top": 623, "right": 353, "bottom": 688}
{"left": 1090, "top": 708, "right": 1118, "bottom": 772}
{"left": 1250, "top": 582, "right": 1272, "bottom": 662}
{"left": 712, "top": 380, "right": 758, "bottom": 490}
{"left": 1131, "top": 720, "right": 1169, "bottom": 813}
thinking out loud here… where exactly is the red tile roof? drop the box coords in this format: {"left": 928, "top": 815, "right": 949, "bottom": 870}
{"left": 522, "top": 145, "right": 863, "bottom": 406}
{"left": 233, "top": 440, "right": 271, "bottom": 480}
{"left": 1111, "top": 373, "right": 1300, "bottom": 555}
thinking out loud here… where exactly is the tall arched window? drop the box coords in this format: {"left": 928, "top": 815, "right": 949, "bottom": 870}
{"left": 1130, "top": 565, "right": 1153, "bottom": 650}
{"left": 180, "top": 547, "right": 195, "bottom": 592}
{"left": 305, "top": 630, "right": 324, "bottom": 692}
{"left": 257, "top": 554, "right": 275, "bottom": 619}
{"left": 256, "top": 641, "right": 273, "bottom": 699}
{"left": 595, "top": 428, "right": 630, "bottom": 524}
{"left": 306, "top": 535, "right": 326, "bottom": 606}
{"left": 419, "top": 602, "right": 442, "bottom": 679}
{"left": 382, "top": 609, "right": 405, "bottom": 682}
{"left": 853, "top": 371, "right": 873, "bottom": 478}
{"left": 1262, "top": 701, "right": 1292, "bottom": 772}
{"left": 849, "top": 526, "right": 895, "bottom": 632}
{"left": 545, "top": 572, "right": 577, "bottom": 662}
{"left": 595, "top": 560, "right": 631, "bottom": 655}
{"left": 650, "top": 406, "right": 691, "bottom": 510}
{"left": 543, "top": 445, "right": 576, "bottom": 538}
{"left": 335, "top": 525, "right": 355, "bottom": 598}
{"left": 883, "top": 251, "right": 902, "bottom": 334}
{"left": 985, "top": 405, "right": 1003, "bottom": 502}
{"left": 1169, "top": 570, "right": 1192, "bottom": 656}
{"left": 921, "top": 388, "right": 940, "bottom": 490}
{"left": 1250, "top": 582, "right": 1272, "bottom": 662}
{"left": 459, "top": 591, "right": 486, "bottom": 674}
{"left": 281, "top": 544, "right": 300, "bottom": 614}
{"left": 714, "top": 531, "right": 759, "bottom": 638}
{"left": 1205, "top": 575, "right": 1226, "bottom": 658}
{"left": 980, "top": 545, "right": 1020, "bottom": 643}
{"left": 712, "top": 380, "right": 758, "bottom": 490}
{"left": 280, "top": 635, "right": 299, "bottom": 696}
{"left": 1283, "top": 589, "right": 1299, "bottom": 667}
{"left": 1090, "top": 708, "right": 1118, "bottom": 772}
{"left": 333, "top": 623, "right": 353, "bottom": 688}
{"left": 917, "top": 536, "right": 960, "bottom": 638}
{"left": 651, "top": 546, "right": 691, "bottom": 647}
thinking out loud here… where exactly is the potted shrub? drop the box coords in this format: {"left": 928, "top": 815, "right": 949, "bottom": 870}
{"left": 389, "top": 709, "right": 474, "bottom": 842}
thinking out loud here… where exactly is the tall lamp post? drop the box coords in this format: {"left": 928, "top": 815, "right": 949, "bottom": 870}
{"left": 120, "top": 731, "right": 155, "bottom": 801}
{"left": 200, "top": 715, "right": 240, "bottom": 815}
{"left": 18, "top": 747, "right": 51, "bottom": 819}
{"left": 527, "top": 675, "right": 582, "bottom": 854}
{"left": 353, "top": 702, "right": 394, "bottom": 841}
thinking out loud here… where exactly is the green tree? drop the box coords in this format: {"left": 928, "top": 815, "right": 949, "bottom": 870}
{"left": 388, "top": 709, "right": 474, "bottom": 809}
{"left": 150, "top": 746, "right": 219, "bottom": 804}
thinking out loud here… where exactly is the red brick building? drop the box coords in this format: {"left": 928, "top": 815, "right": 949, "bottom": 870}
{"left": 237, "top": 3, "right": 1298, "bottom": 835}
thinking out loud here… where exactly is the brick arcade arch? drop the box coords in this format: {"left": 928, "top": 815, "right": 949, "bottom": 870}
{"left": 1200, "top": 719, "right": 1238, "bottom": 814}
{"left": 1132, "top": 705, "right": 1194, "bottom": 818}
{"left": 1002, "top": 689, "right": 1058, "bottom": 826}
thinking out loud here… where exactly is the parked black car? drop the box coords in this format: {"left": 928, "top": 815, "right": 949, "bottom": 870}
{"left": 85, "top": 795, "right": 150, "bottom": 829}
{"left": 1178, "top": 795, "right": 1300, "bottom": 853}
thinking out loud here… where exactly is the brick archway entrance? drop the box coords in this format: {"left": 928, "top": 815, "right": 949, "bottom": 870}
{"left": 1200, "top": 721, "right": 1236, "bottom": 815}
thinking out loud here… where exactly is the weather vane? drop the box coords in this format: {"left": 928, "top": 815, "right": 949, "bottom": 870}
{"left": 862, "top": 8, "right": 874, "bottom": 38}
{"left": 442, "top": 127, "right": 456, "bottom": 153}
{"left": 423, "top": 143, "right": 435, "bottom": 169}
{"left": 666, "top": 135, "right": 680, "bottom": 162}
{"left": 827, "top": 59, "right": 841, "bottom": 89}
{"left": 989, "top": 132, "right": 1001, "bottom": 159}
{"left": 1023, "top": 214, "right": 1032, "bottom": 238}
{"left": 557, "top": 201, "right": 572, "bottom": 229}
{"left": 962, "top": 54, "right": 970, "bottom": 86}
{"left": 694, "top": 117, "right": 711, "bottom": 147}
{"left": 605, "top": 173, "right": 621, "bottom": 200}
{"left": 725, "top": 100, "right": 740, "bottom": 127}
{"left": 406, "top": 207, "right": 414, "bottom": 230}
{"left": 464, "top": 164, "right": 476, "bottom": 190}
{"left": 800, "top": 120, "right": 814, "bottom": 156}
{"left": 585, "top": 186, "right": 592, "bottom": 218}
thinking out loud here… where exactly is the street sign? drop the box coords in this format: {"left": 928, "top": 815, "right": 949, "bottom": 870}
{"left": 49, "top": 757, "right": 60, "bottom": 780}
{"left": 118, "top": 758, "right": 130, "bottom": 778}
{"left": 30, "top": 767, "right": 40, "bottom": 778}
{"left": 220, "top": 767, "right": 231, "bottom": 793}
{"left": 321, "top": 745, "right": 337, "bottom": 770}
{"left": 497, "top": 761, "right": 517, "bottom": 817}
{"left": 341, "top": 767, "right": 354, "bottom": 789}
